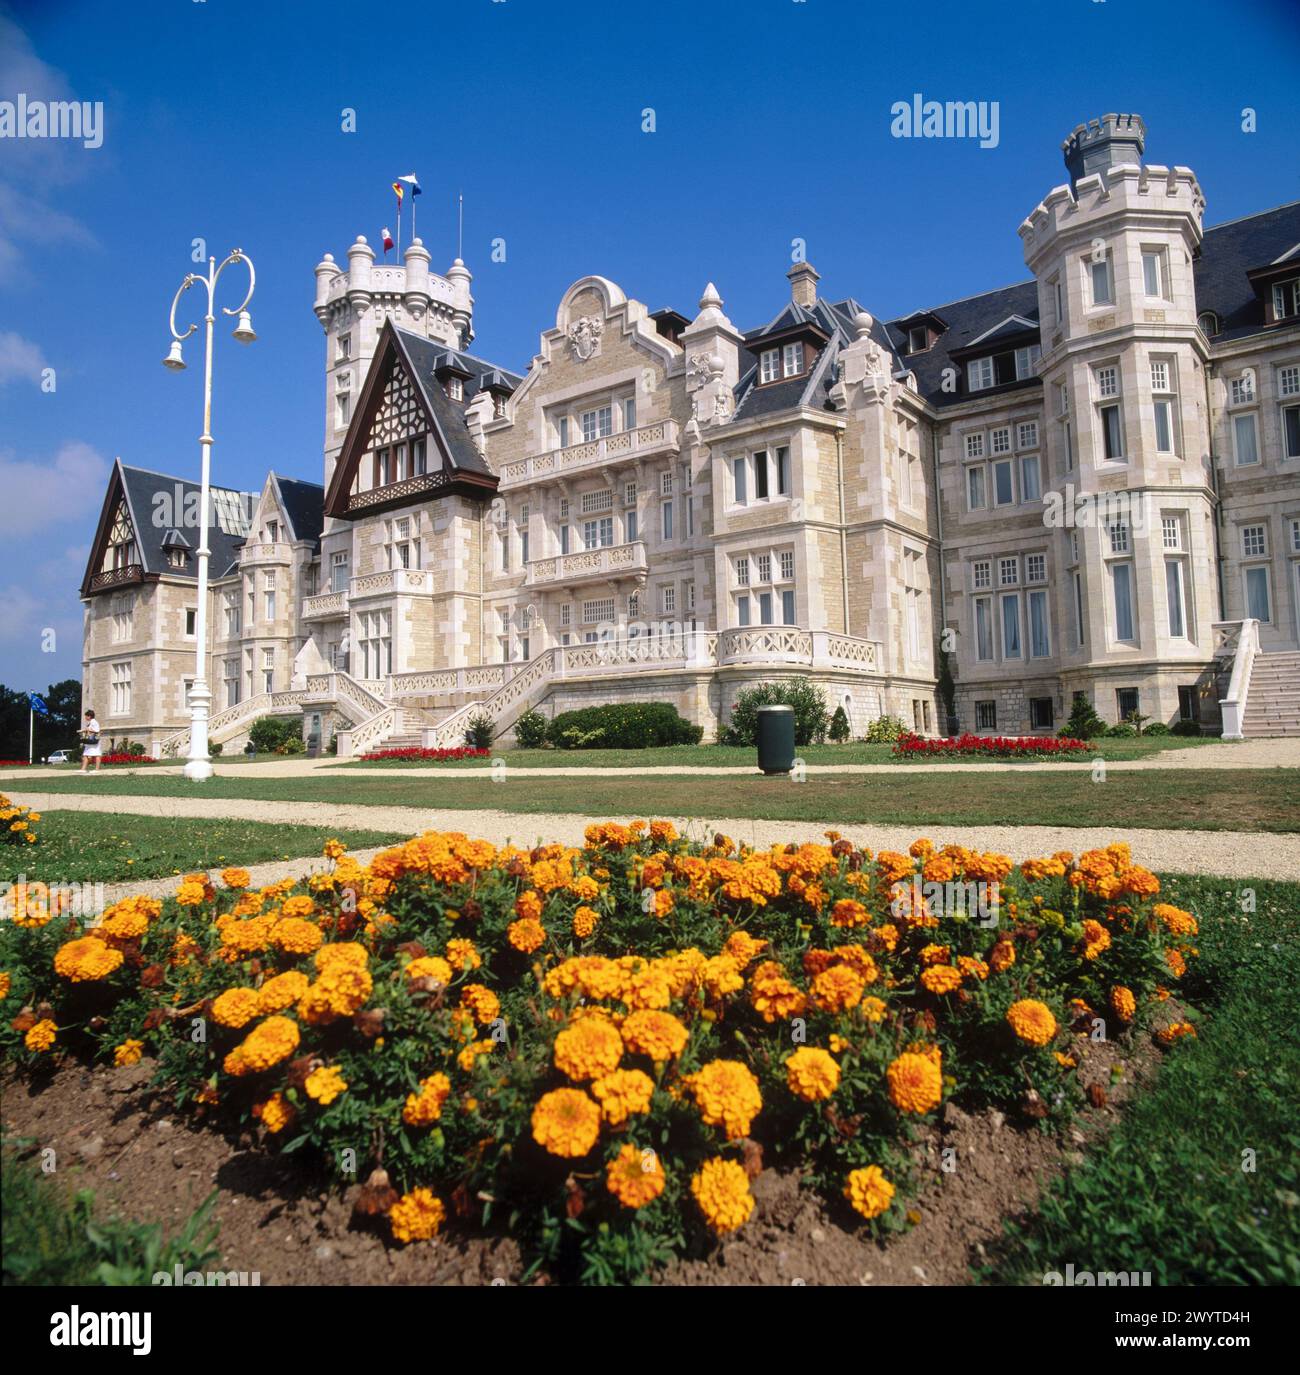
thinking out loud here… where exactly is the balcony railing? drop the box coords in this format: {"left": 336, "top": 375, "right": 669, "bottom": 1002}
{"left": 526, "top": 540, "right": 647, "bottom": 587}
{"left": 350, "top": 567, "right": 435, "bottom": 598}
{"left": 302, "top": 590, "right": 349, "bottom": 621}
{"left": 499, "top": 419, "right": 679, "bottom": 488}
{"left": 345, "top": 469, "right": 457, "bottom": 513}
{"left": 88, "top": 564, "right": 143, "bottom": 593}
{"left": 238, "top": 541, "right": 292, "bottom": 565}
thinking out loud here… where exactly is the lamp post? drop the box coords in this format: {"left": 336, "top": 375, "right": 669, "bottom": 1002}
{"left": 163, "top": 250, "right": 257, "bottom": 781}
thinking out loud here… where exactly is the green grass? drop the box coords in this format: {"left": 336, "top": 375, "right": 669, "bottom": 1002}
{"left": 2, "top": 813, "right": 409, "bottom": 884}
{"left": 2, "top": 1140, "right": 221, "bottom": 1285}
{"left": 987, "top": 876, "right": 1300, "bottom": 1285}
{"left": 11, "top": 767, "right": 1299, "bottom": 833}
{"left": 338, "top": 735, "right": 1227, "bottom": 769}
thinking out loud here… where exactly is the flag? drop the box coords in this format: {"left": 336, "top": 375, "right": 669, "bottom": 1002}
{"left": 398, "top": 174, "right": 422, "bottom": 197}
{"left": 28, "top": 693, "right": 49, "bottom": 716}
{"left": 381, "top": 226, "right": 394, "bottom": 253}
{"left": 391, "top": 180, "right": 405, "bottom": 208}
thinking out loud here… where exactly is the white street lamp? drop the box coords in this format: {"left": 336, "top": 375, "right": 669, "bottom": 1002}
{"left": 164, "top": 249, "right": 257, "bottom": 781}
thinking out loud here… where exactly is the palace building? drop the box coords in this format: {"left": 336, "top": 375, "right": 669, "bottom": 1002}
{"left": 80, "top": 114, "right": 1300, "bottom": 756}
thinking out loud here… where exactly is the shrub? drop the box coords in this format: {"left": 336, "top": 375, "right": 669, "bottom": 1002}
{"left": 464, "top": 713, "right": 496, "bottom": 751}
{"left": 248, "top": 715, "right": 303, "bottom": 755}
{"left": 1144, "top": 722, "right": 1169, "bottom": 736}
{"left": 545, "top": 702, "right": 702, "bottom": 750}
{"left": 722, "top": 680, "right": 828, "bottom": 747}
{"left": 1171, "top": 720, "right": 1202, "bottom": 737}
{"left": 1106, "top": 723, "right": 1137, "bottom": 738}
{"left": 127, "top": 742, "right": 147, "bottom": 757}
{"left": 864, "top": 714, "right": 906, "bottom": 744}
{"left": 1059, "top": 696, "right": 1107, "bottom": 740}
{"left": 209, "top": 742, "right": 223, "bottom": 757}
{"left": 828, "top": 705, "right": 850, "bottom": 743}
{"left": 513, "top": 709, "right": 548, "bottom": 750}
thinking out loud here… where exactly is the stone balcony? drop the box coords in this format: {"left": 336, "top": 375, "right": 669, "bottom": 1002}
{"left": 525, "top": 540, "right": 647, "bottom": 588}
{"left": 238, "top": 540, "right": 293, "bottom": 566}
{"left": 302, "top": 589, "right": 349, "bottom": 621}
{"left": 498, "top": 419, "right": 679, "bottom": 490}
{"left": 349, "top": 567, "right": 436, "bottom": 599}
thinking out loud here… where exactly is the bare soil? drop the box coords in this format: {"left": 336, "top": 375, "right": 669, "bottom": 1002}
{"left": 2, "top": 1033, "right": 1161, "bottom": 1287}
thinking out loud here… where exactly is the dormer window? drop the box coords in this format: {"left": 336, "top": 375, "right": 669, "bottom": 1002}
{"left": 1273, "top": 279, "right": 1300, "bottom": 322}
{"left": 168, "top": 548, "right": 187, "bottom": 569}
{"left": 1197, "top": 311, "right": 1219, "bottom": 337}
{"left": 448, "top": 376, "right": 463, "bottom": 401}
{"left": 907, "top": 326, "right": 928, "bottom": 354}
{"left": 782, "top": 342, "right": 804, "bottom": 377}
{"left": 967, "top": 344, "right": 1040, "bottom": 393}
{"left": 760, "top": 348, "right": 780, "bottom": 384}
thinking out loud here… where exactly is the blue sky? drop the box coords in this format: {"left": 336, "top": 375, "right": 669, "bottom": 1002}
{"left": 2, "top": 0, "right": 1298, "bottom": 691}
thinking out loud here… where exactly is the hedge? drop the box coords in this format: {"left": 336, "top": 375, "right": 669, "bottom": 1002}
{"left": 545, "top": 702, "right": 702, "bottom": 750}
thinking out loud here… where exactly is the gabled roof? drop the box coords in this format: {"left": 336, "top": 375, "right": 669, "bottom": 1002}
{"left": 960, "top": 314, "right": 1040, "bottom": 351}
{"left": 732, "top": 297, "right": 902, "bottom": 422}
{"left": 322, "top": 321, "right": 508, "bottom": 519}
{"left": 1195, "top": 200, "right": 1300, "bottom": 342}
{"left": 81, "top": 460, "right": 253, "bottom": 597}
{"left": 271, "top": 474, "right": 324, "bottom": 549}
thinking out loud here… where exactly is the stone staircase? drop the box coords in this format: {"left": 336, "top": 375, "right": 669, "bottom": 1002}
{"left": 1242, "top": 650, "right": 1300, "bottom": 737}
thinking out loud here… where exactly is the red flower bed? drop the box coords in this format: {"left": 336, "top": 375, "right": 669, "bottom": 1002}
{"left": 98, "top": 753, "right": 157, "bottom": 765}
{"left": 893, "top": 731, "right": 1090, "bottom": 758}
{"left": 359, "top": 746, "right": 491, "bottom": 763}
{"left": 0, "top": 760, "right": 31, "bottom": 766}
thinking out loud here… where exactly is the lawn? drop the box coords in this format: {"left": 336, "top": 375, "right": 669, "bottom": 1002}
{"left": 2, "top": 813, "right": 408, "bottom": 884}
{"left": 12, "top": 767, "right": 1300, "bottom": 833}
{"left": 337, "top": 735, "right": 1228, "bottom": 769}
{"left": 987, "top": 875, "right": 1300, "bottom": 1284}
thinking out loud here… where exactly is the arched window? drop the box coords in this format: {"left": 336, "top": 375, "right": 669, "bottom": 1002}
{"left": 1197, "top": 311, "right": 1219, "bottom": 337}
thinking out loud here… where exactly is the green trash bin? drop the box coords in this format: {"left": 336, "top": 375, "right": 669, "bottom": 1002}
{"left": 755, "top": 704, "right": 796, "bottom": 775}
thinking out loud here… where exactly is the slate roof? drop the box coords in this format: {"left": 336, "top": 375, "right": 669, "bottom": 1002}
{"left": 732, "top": 297, "right": 903, "bottom": 421}
{"left": 1193, "top": 200, "right": 1300, "bottom": 342}
{"left": 117, "top": 462, "right": 251, "bottom": 580}
{"left": 273, "top": 474, "right": 325, "bottom": 548}
{"left": 392, "top": 327, "right": 522, "bottom": 477}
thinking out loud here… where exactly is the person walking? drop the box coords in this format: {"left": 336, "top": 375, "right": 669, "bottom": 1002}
{"left": 79, "top": 709, "right": 102, "bottom": 773}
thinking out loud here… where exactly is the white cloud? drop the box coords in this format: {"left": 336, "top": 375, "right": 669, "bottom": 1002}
{"left": 0, "top": 329, "right": 48, "bottom": 385}
{"left": 0, "top": 440, "right": 108, "bottom": 536}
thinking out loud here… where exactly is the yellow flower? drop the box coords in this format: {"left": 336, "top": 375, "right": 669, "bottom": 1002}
{"left": 620, "top": 1009, "right": 689, "bottom": 1062}
{"left": 54, "top": 935, "right": 123, "bottom": 983}
{"left": 507, "top": 916, "right": 546, "bottom": 954}
{"left": 223, "top": 1015, "right": 300, "bottom": 1075}
{"left": 554, "top": 1018, "right": 623, "bottom": 1082}
{"left": 1109, "top": 985, "right": 1136, "bottom": 1023}
{"left": 25, "top": 1018, "right": 57, "bottom": 1052}
{"left": 606, "top": 1143, "right": 665, "bottom": 1209}
{"left": 389, "top": 1188, "right": 445, "bottom": 1244}
{"left": 686, "top": 1060, "right": 762, "bottom": 1140}
{"left": 591, "top": 1068, "right": 655, "bottom": 1125}
{"left": 531, "top": 1087, "right": 601, "bottom": 1158}
{"left": 690, "top": 1158, "right": 754, "bottom": 1234}
{"left": 323, "top": 837, "right": 348, "bottom": 861}
{"left": 810, "top": 964, "right": 865, "bottom": 1013}
{"left": 844, "top": 1165, "right": 894, "bottom": 1220}
{"left": 785, "top": 1046, "right": 840, "bottom": 1102}
{"left": 0, "top": 971, "right": 9, "bottom": 1001}
{"left": 211, "top": 987, "right": 262, "bottom": 1028}
{"left": 257, "top": 1091, "right": 296, "bottom": 1133}
{"left": 920, "top": 964, "right": 962, "bottom": 995}
{"left": 305, "top": 1064, "right": 348, "bottom": 1105}
{"left": 221, "top": 867, "right": 251, "bottom": 889}
{"left": 403, "top": 1072, "right": 452, "bottom": 1125}
{"left": 271, "top": 918, "right": 324, "bottom": 956}
{"left": 445, "top": 938, "right": 481, "bottom": 972}
{"left": 257, "top": 970, "right": 310, "bottom": 1014}
{"left": 405, "top": 956, "right": 453, "bottom": 986}
{"left": 1006, "top": 998, "right": 1058, "bottom": 1047}
{"left": 114, "top": 1034, "right": 144, "bottom": 1067}
{"left": 460, "top": 983, "right": 500, "bottom": 1025}
{"left": 887, "top": 1052, "right": 943, "bottom": 1114}
{"left": 573, "top": 905, "right": 599, "bottom": 938}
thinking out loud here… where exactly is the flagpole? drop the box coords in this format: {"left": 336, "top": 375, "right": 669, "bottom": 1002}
{"left": 396, "top": 196, "right": 402, "bottom": 257}
{"left": 28, "top": 706, "right": 33, "bottom": 765}
{"left": 411, "top": 191, "right": 417, "bottom": 243}
{"left": 458, "top": 192, "right": 463, "bottom": 260}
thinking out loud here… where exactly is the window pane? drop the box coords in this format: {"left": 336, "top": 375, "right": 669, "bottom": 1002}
{"left": 1029, "top": 589, "right": 1050, "bottom": 657}
{"left": 968, "top": 467, "right": 985, "bottom": 509}
{"left": 1103, "top": 405, "right": 1123, "bottom": 460}
{"left": 733, "top": 456, "right": 748, "bottom": 504}
{"left": 1020, "top": 455, "right": 1040, "bottom": 501}
{"left": 754, "top": 453, "right": 769, "bottom": 499}
{"left": 1246, "top": 567, "right": 1270, "bottom": 622}
{"left": 1166, "top": 560, "right": 1185, "bottom": 637}
{"left": 1143, "top": 253, "right": 1160, "bottom": 296}
{"left": 1001, "top": 595, "right": 1021, "bottom": 657}
{"left": 1154, "top": 399, "right": 1171, "bottom": 452}
{"left": 781, "top": 589, "right": 796, "bottom": 624}
{"left": 1112, "top": 563, "right": 1134, "bottom": 640}
{"left": 1234, "top": 415, "right": 1258, "bottom": 464}
{"left": 975, "top": 598, "right": 993, "bottom": 660}
{"left": 994, "top": 461, "right": 1013, "bottom": 504}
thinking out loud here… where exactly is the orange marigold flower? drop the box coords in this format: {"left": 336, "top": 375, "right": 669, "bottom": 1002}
{"left": 271, "top": 918, "right": 324, "bottom": 956}
{"left": 1109, "top": 986, "right": 1136, "bottom": 1022}
{"left": 507, "top": 916, "right": 546, "bottom": 954}
{"left": 211, "top": 987, "right": 261, "bottom": 1028}
{"left": 606, "top": 1143, "right": 665, "bottom": 1208}
{"left": 554, "top": 1018, "right": 623, "bottom": 1082}
{"left": 591, "top": 1068, "right": 655, "bottom": 1125}
{"left": 920, "top": 964, "right": 962, "bottom": 995}
{"left": 257, "top": 970, "right": 310, "bottom": 1014}
{"left": 686, "top": 1060, "right": 762, "bottom": 1140}
{"left": 444, "top": 938, "right": 481, "bottom": 971}
{"left": 1165, "top": 948, "right": 1187, "bottom": 979}
{"left": 405, "top": 955, "right": 453, "bottom": 986}
{"left": 531, "top": 1087, "right": 601, "bottom": 1158}
{"left": 785, "top": 1046, "right": 840, "bottom": 1102}
{"left": 305, "top": 1064, "right": 348, "bottom": 1105}
{"left": 572, "top": 905, "right": 600, "bottom": 938}
{"left": 403, "top": 1072, "right": 452, "bottom": 1126}
{"left": 256, "top": 1091, "right": 296, "bottom": 1133}
{"left": 988, "top": 939, "right": 1016, "bottom": 972}
{"left": 25, "top": 1017, "right": 57, "bottom": 1052}
{"left": 222, "top": 1015, "right": 300, "bottom": 1075}
{"left": 515, "top": 889, "right": 543, "bottom": 922}
{"left": 54, "top": 935, "right": 123, "bottom": 983}
{"left": 621, "top": 1009, "right": 689, "bottom": 1062}
{"left": 1006, "top": 998, "right": 1058, "bottom": 1047}
{"left": 389, "top": 1188, "right": 445, "bottom": 1244}
{"left": 461, "top": 984, "right": 500, "bottom": 1025}
{"left": 844, "top": 1165, "right": 894, "bottom": 1220}
{"left": 690, "top": 1158, "right": 753, "bottom": 1234}
{"left": 113, "top": 1038, "right": 144, "bottom": 1067}
{"left": 810, "top": 964, "right": 865, "bottom": 1014}
{"left": 1081, "top": 919, "right": 1111, "bottom": 961}
{"left": 887, "top": 1051, "right": 943, "bottom": 1114}
{"left": 1153, "top": 903, "right": 1198, "bottom": 937}
{"left": 830, "top": 898, "right": 871, "bottom": 929}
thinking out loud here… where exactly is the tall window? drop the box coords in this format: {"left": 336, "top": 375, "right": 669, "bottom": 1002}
{"left": 1141, "top": 248, "right": 1167, "bottom": 299}
{"left": 1245, "top": 567, "right": 1271, "bottom": 622}
{"left": 263, "top": 570, "right": 276, "bottom": 621}
{"left": 223, "top": 657, "right": 240, "bottom": 708}
{"left": 760, "top": 348, "right": 779, "bottom": 384}
{"left": 1000, "top": 592, "right": 1022, "bottom": 659}
{"left": 360, "top": 610, "right": 392, "bottom": 677}
{"left": 1280, "top": 365, "right": 1300, "bottom": 459}
{"left": 223, "top": 590, "right": 240, "bottom": 638}
{"left": 974, "top": 596, "right": 994, "bottom": 661}
{"left": 782, "top": 341, "right": 804, "bottom": 377}
{"left": 1020, "top": 454, "right": 1041, "bottom": 502}
{"left": 904, "top": 549, "right": 924, "bottom": 662}
{"left": 110, "top": 661, "right": 132, "bottom": 715}
{"left": 111, "top": 593, "right": 133, "bottom": 643}
{"left": 1166, "top": 558, "right": 1187, "bottom": 637}
{"left": 623, "top": 397, "right": 636, "bottom": 430}
{"left": 580, "top": 406, "right": 613, "bottom": 442}
{"left": 1151, "top": 358, "right": 1178, "bottom": 454}
{"left": 583, "top": 517, "right": 613, "bottom": 549}
{"left": 391, "top": 517, "right": 415, "bottom": 570}
{"left": 262, "top": 648, "right": 275, "bottom": 694}
{"left": 1111, "top": 562, "right": 1135, "bottom": 641}
{"left": 1089, "top": 252, "right": 1113, "bottom": 306}
{"left": 330, "top": 551, "right": 349, "bottom": 594}
{"left": 1028, "top": 588, "right": 1050, "bottom": 658}
{"left": 1232, "top": 413, "right": 1259, "bottom": 466}
{"left": 661, "top": 499, "right": 673, "bottom": 542}
{"left": 733, "top": 455, "right": 748, "bottom": 505}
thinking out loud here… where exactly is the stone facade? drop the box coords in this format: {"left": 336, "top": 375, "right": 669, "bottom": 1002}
{"left": 82, "top": 113, "right": 1300, "bottom": 753}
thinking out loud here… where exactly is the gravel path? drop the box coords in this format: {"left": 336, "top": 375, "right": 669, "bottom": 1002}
{"left": 10, "top": 790, "right": 1300, "bottom": 891}
{"left": 4, "top": 736, "right": 1297, "bottom": 783}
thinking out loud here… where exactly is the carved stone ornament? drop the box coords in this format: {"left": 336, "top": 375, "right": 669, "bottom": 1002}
{"left": 567, "top": 315, "right": 605, "bottom": 362}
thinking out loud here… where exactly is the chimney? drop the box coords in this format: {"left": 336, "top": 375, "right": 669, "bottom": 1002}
{"left": 787, "top": 260, "right": 820, "bottom": 309}
{"left": 1062, "top": 113, "right": 1145, "bottom": 190}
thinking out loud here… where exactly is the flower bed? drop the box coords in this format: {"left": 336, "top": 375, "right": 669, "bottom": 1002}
{"left": 1, "top": 792, "right": 40, "bottom": 846}
{"left": 359, "top": 747, "right": 491, "bottom": 763}
{"left": 894, "top": 731, "right": 1090, "bottom": 758}
{"left": 0, "top": 759, "right": 31, "bottom": 766}
{"left": 0, "top": 823, "right": 1204, "bottom": 1282}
